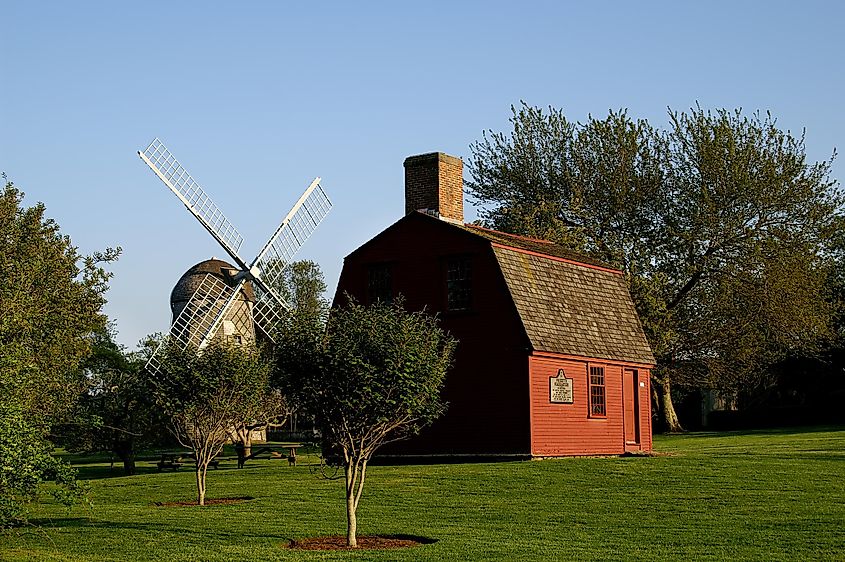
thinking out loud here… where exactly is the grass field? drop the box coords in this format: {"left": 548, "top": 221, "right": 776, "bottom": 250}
{"left": 3, "top": 427, "right": 844, "bottom": 561}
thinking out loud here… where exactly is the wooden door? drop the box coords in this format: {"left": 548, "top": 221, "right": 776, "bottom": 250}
{"left": 623, "top": 369, "right": 640, "bottom": 447}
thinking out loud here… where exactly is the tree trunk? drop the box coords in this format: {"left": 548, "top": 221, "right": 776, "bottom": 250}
{"left": 121, "top": 451, "right": 136, "bottom": 476}
{"left": 195, "top": 466, "right": 206, "bottom": 506}
{"left": 242, "top": 431, "right": 252, "bottom": 459}
{"left": 660, "top": 377, "right": 684, "bottom": 433}
{"left": 345, "top": 464, "right": 358, "bottom": 547}
{"left": 235, "top": 426, "right": 252, "bottom": 458}
{"left": 114, "top": 442, "right": 136, "bottom": 476}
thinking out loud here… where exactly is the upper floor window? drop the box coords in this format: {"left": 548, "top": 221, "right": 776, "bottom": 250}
{"left": 446, "top": 256, "right": 472, "bottom": 311}
{"left": 367, "top": 263, "right": 393, "bottom": 304}
{"left": 589, "top": 365, "right": 606, "bottom": 418}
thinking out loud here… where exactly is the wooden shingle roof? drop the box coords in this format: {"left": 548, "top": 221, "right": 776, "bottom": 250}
{"left": 351, "top": 212, "right": 655, "bottom": 365}
{"left": 443, "top": 216, "right": 653, "bottom": 365}
{"left": 491, "top": 246, "right": 655, "bottom": 365}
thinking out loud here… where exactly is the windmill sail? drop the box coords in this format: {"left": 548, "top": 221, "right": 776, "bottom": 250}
{"left": 145, "top": 273, "right": 245, "bottom": 375}
{"left": 139, "top": 138, "right": 248, "bottom": 269}
{"left": 252, "top": 177, "right": 332, "bottom": 291}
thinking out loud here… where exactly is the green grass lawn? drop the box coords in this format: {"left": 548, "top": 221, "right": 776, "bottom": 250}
{"left": 3, "top": 428, "right": 844, "bottom": 561}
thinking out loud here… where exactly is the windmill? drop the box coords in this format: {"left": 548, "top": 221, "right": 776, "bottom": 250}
{"left": 138, "top": 138, "right": 332, "bottom": 374}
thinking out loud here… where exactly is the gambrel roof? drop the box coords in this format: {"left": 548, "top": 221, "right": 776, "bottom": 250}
{"left": 455, "top": 219, "right": 655, "bottom": 366}
{"left": 491, "top": 245, "right": 655, "bottom": 365}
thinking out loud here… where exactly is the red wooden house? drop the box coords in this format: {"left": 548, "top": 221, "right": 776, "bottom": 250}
{"left": 334, "top": 152, "right": 655, "bottom": 457}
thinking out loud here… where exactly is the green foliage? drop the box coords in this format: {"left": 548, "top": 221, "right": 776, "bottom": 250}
{"left": 56, "top": 327, "right": 169, "bottom": 475}
{"left": 277, "top": 299, "right": 455, "bottom": 457}
{"left": 149, "top": 341, "right": 272, "bottom": 423}
{"left": 0, "top": 176, "right": 116, "bottom": 527}
{"left": 275, "top": 298, "right": 455, "bottom": 545}
{"left": 0, "top": 397, "right": 87, "bottom": 529}
{"left": 0, "top": 177, "right": 120, "bottom": 420}
{"left": 468, "top": 104, "right": 843, "bottom": 410}
{"left": 273, "top": 260, "right": 330, "bottom": 327}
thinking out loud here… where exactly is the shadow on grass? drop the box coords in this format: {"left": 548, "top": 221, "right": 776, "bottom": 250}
{"left": 73, "top": 460, "right": 248, "bottom": 481}
{"left": 662, "top": 425, "right": 845, "bottom": 439}
{"left": 383, "top": 534, "right": 438, "bottom": 545}
{"left": 27, "top": 517, "right": 290, "bottom": 540}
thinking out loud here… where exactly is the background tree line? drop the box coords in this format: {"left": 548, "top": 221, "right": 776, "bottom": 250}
{"left": 467, "top": 103, "right": 844, "bottom": 431}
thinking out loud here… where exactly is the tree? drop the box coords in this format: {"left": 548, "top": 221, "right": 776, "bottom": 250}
{"left": 275, "top": 260, "right": 330, "bottom": 326}
{"left": 0, "top": 403, "right": 87, "bottom": 529}
{"left": 0, "top": 176, "right": 118, "bottom": 526}
{"left": 56, "top": 328, "right": 169, "bottom": 475}
{"left": 467, "top": 104, "right": 843, "bottom": 431}
{"left": 146, "top": 340, "right": 277, "bottom": 505}
{"left": 275, "top": 299, "right": 455, "bottom": 547}
{"left": 0, "top": 177, "right": 120, "bottom": 419}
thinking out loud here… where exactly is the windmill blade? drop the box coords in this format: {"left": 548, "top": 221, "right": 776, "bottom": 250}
{"left": 175, "top": 274, "right": 247, "bottom": 352}
{"left": 138, "top": 138, "right": 249, "bottom": 270}
{"left": 171, "top": 273, "right": 237, "bottom": 349}
{"left": 251, "top": 284, "right": 285, "bottom": 342}
{"left": 145, "top": 272, "right": 241, "bottom": 374}
{"left": 250, "top": 177, "right": 332, "bottom": 294}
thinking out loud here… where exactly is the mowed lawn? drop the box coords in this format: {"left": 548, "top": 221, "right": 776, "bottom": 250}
{"left": 3, "top": 428, "right": 844, "bottom": 561}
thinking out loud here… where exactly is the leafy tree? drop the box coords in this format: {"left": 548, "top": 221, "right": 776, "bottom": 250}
{"left": 0, "top": 176, "right": 118, "bottom": 527}
{"left": 56, "top": 328, "right": 169, "bottom": 475}
{"left": 274, "top": 259, "right": 330, "bottom": 326}
{"left": 275, "top": 299, "right": 455, "bottom": 547}
{"left": 467, "top": 104, "right": 842, "bottom": 431}
{"left": 0, "top": 177, "right": 120, "bottom": 419}
{"left": 145, "top": 340, "right": 277, "bottom": 505}
{"left": 0, "top": 404, "right": 87, "bottom": 529}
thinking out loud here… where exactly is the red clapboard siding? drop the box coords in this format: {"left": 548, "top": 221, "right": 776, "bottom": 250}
{"left": 529, "top": 354, "right": 652, "bottom": 455}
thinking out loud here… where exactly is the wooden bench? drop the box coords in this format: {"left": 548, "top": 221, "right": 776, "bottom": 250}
{"left": 270, "top": 444, "right": 302, "bottom": 466}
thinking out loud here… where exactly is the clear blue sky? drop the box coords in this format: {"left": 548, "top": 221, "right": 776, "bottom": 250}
{"left": 3, "top": 1, "right": 843, "bottom": 349}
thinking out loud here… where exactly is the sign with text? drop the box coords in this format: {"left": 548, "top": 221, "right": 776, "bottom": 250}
{"left": 550, "top": 369, "right": 574, "bottom": 404}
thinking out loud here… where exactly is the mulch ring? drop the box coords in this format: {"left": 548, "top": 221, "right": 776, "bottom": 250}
{"left": 287, "top": 535, "right": 436, "bottom": 550}
{"left": 153, "top": 496, "right": 254, "bottom": 507}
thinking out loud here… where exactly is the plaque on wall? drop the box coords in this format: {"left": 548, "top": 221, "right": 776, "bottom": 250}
{"left": 550, "top": 369, "right": 574, "bottom": 404}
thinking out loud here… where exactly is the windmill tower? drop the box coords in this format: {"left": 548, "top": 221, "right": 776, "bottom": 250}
{"left": 137, "top": 138, "right": 332, "bottom": 373}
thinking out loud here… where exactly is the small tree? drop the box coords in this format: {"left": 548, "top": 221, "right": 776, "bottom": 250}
{"left": 147, "top": 340, "right": 276, "bottom": 505}
{"left": 276, "top": 300, "right": 455, "bottom": 547}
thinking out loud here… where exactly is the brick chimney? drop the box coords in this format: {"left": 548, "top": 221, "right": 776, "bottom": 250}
{"left": 404, "top": 152, "right": 464, "bottom": 224}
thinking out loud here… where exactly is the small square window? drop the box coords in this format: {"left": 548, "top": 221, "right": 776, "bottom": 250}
{"left": 588, "top": 365, "right": 606, "bottom": 417}
{"left": 446, "top": 256, "right": 472, "bottom": 311}
{"left": 367, "top": 263, "right": 393, "bottom": 304}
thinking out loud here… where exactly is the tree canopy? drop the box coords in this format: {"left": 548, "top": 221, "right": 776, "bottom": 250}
{"left": 146, "top": 340, "right": 276, "bottom": 505}
{"left": 0, "top": 177, "right": 118, "bottom": 526}
{"left": 56, "top": 327, "right": 169, "bottom": 476}
{"left": 275, "top": 299, "right": 455, "bottom": 547}
{"left": 0, "top": 178, "right": 120, "bottom": 419}
{"left": 467, "top": 104, "right": 843, "bottom": 430}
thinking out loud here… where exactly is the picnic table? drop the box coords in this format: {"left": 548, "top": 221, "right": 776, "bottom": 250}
{"left": 236, "top": 443, "right": 302, "bottom": 468}
{"left": 156, "top": 452, "right": 219, "bottom": 471}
